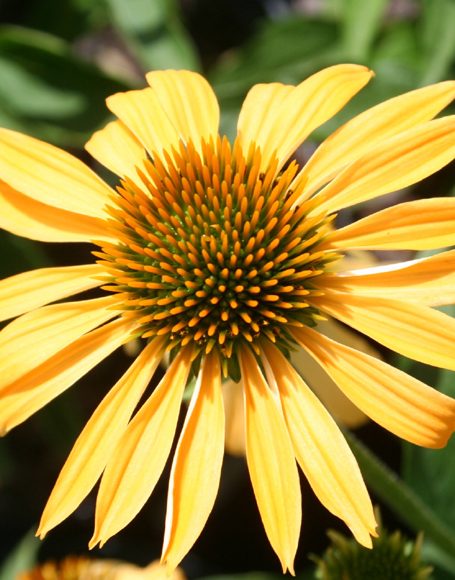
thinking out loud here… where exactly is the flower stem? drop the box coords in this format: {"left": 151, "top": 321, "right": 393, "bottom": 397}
{"left": 345, "top": 429, "right": 455, "bottom": 558}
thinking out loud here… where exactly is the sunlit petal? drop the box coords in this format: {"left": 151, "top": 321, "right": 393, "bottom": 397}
{"left": 146, "top": 70, "right": 220, "bottom": 152}
{"left": 263, "top": 341, "right": 376, "bottom": 547}
{"left": 0, "top": 180, "right": 113, "bottom": 243}
{"left": 298, "top": 80, "right": 455, "bottom": 197}
{"left": 0, "top": 264, "right": 104, "bottom": 322}
{"left": 0, "top": 318, "right": 130, "bottom": 435}
{"left": 314, "top": 116, "right": 455, "bottom": 213}
{"left": 106, "top": 88, "right": 180, "bottom": 158}
{"left": 325, "top": 197, "right": 455, "bottom": 250}
{"left": 0, "top": 296, "right": 120, "bottom": 391}
{"left": 240, "top": 348, "right": 301, "bottom": 574}
{"left": 38, "top": 337, "right": 164, "bottom": 537}
{"left": 292, "top": 326, "right": 455, "bottom": 448}
{"left": 0, "top": 128, "right": 112, "bottom": 218}
{"left": 237, "top": 64, "right": 372, "bottom": 171}
{"left": 322, "top": 250, "right": 455, "bottom": 306}
{"left": 223, "top": 378, "right": 246, "bottom": 456}
{"left": 90, "top": 347, "right": 193, "bottom": 547}
{"left": 162, "top": 352, "right": 224, "bottom": 570}
{"left": 313, "top": 293, "right": 455, "bottom": 371}
{"left": 85, "top": 120, "right": 147, "bottom": 185}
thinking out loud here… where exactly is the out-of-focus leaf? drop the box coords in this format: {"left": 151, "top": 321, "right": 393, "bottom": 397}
{"left": 341, "top": 0, "right": 389, "bottom": 60}
{"left": 0, "top": 233, "right": 51, "bottom": 277}
{"left": 0, "top": 530, "right": 40, "bottom": 580}
{"left": 106, "top": 0, "right": 199, "bottom": 71}
{"left": 419, "top": 0, "right": 455, "bottom": 84}
{"left": 0, "top": 26, "right": 130, "bottom": 146}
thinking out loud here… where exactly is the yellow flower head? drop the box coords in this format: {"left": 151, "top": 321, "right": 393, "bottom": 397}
{"left": 1, "top": 65, "right": 455, "bottom": 574}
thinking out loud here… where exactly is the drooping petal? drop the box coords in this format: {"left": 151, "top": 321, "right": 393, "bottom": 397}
{"left": 292, "top": 326, "right": 455, "bottom": 448}
{"left": 325, "top": 198, "right": 455, "bottom": 250}
{"left": 85, "top": 121, "right": 147, "bottom": 184}
{"left": 162, "top": 352, "right": 224, "bottom": 570}
{"left": 90, "top": 347, "right": 193, "bottom": 548}
{"left": 237, "top": 64, "right": 373, "bottom": 171}
{"left": 106, "top": 88, "right": 180, "bottom": 158}
{"left": 0, "top": 317, "right": 131, "bottom": 435}
{"left": 146, "top": 70, "right": 220, "bottom": 152}
{"left": 262, "top": 341, "right": 376, "bottom": 547}
{"left": 297, "top": 80, "right": 455, "bottom": 198}
{"left": 0, "top": 128, "right": 113, "bottom": 218}
{"left": 0, "top": 295, "right": 120, "bottom": 391}
{"left": 313, "top": 293, "right": 455, "bottom": 371}
{"left": 0, "top": 264, "right": 104, "bottom": 322}
{"left": 313, "top": 116, "right": 455, "bottom": 214}
{"left": 291, "top": 318, "right": 376, "bottom": 428}
{"left": 321, "top": 250, "right": 455, "bottom": 306}
{"left": 0, "top": 181, "right": 113, "bottom": 243}
{"left": 223, "top": 378, "right": 246, "bottom": 456}
{"left": 239, "top": 347, "right": 301, "bottom": 574}
{"left": 38, "top": 337, "right": 165, "bottom": 537}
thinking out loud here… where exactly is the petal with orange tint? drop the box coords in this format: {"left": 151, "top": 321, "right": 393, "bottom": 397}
{"left": 313, "top": 293, "right": 455, "bottom": 371}
{"left": 0, "top": 264, "right": 104, "bottom": 322}
{"left": 292, "top": 326, "right": 455, "bottom": 448}
{"left": 0, "top": 317, "right": 130, "bottom": 435}
{"left": 0, "top": 295, "right": 120, "bottom": 391}
{"left": 223, "top": 378, "right": 246, "bottom": 456}
{"left": 297, "top": 81, "right": 455, "bottom": 198}
{"left": 239, "top": 348, "right": 301, "bottom": 574}
{"left": 146, "top": 70, "right": 220, "bottom": 152}
{"left": 262, "top": 341, "right": 376, "bottom": 547}
{"left": 106, "top": 88, "right": 179, "bottom": 158}
{"left": 0, "top": 128, "right": 112, "bottom": 218}
{"left": 314, "top": 116, "right": 455, "bottom": 214}
{"left": 237, "top": 64, "right": 372, "bottom": 171}
{"left": 0, "top": 181, "right": 113, "bottom": 243}
{"left": 38, "top": 337, "right": 164, "bottom": 537}
{"left": 162, "top": 352, "right": 224, "bottom": 570}
{"left": 322, "top": 249, "right": 455, "bottom": 306}
{"left": 85, "top": 121, "right": 147, "bottom": 184}
{"left": 325, "top": 198, "right": 455, "bottom": 251}
{"left": 91, "top": 348, "right": 193, "bottom": 547}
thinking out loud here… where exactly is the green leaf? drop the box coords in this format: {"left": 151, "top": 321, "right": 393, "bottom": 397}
{"left": 0, "top": 530, "right": 40, "bottom": 580}
{"left": 0, "top": 26, "right": 130, "bottom": 146}
{"left": 419, "top": 0, "right": 455, "bottom": 84}
{"left": 106, "top": 0, "right": 200, "bottom": 71}
{"left": 341, "top": 0, "right": 389, "bottom": 60}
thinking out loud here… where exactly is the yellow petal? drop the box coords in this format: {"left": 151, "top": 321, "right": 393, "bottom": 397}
{"left": 292, "top": 326, "right": 455, "bottom": 448}
{"left": 0, "top": 295, "right": 120, "bottom": 391}
{"left": 313, "top": 293, "right": 455, "bottom": 371}
{"left": 0, "top": 264, "right": 104, "bottom": 322}
{"left": 237, "top": 64, "right": 373, "bottom": 171}
{"left": 223, "top": 378, "right": 246, "bottom": 456}
{"left": 146, "top": 70, "right": 220, "bottom": 152}
{"left": 291, "top": 318, "right": 377, "bottom": 428}
{"left": 90, "top": 347, "right": 193, "bottom": 547}
{"left": 38, "top": 337, "right": 164, "bottom": 537}
{"left": 85, "top": 120, "right": 147, "bottom": 184}
{"left": 325, "top": 197, "right": 455, "bottom": 250}
{"left": 0, "top": 128, "right": 112, "bottom": 218}
{"left": 262, "top": 341, "right": 376, "bottom": 547}
{"left": 106, "top": 88, "right": 180, "bottom": 158}
{"left": 239, "top": 347, "right": 301, "bottom": 574}
{"left": 322, "top": 250, "right": 455, "bottom": 306}
{"left": 0, "top": 317, "right": 130, "bottom": 435}
{"left": 298, "top": 80, "right": 455, "bottom": 198}
{"left": 314, "top": 116, "right": 455, "bottom": 214}
{"left": 162, "top": 352, "right": 224, "bottom": 570}
{"left": 0, "top": 180, "right": 113, "bottom": 243}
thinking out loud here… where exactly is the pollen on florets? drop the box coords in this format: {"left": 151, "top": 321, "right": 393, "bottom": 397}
{"left": 94, "top": 136, "right": 338, "bottom": 379}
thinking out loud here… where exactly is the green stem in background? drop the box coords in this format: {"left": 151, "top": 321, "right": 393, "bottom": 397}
{"left": 345, "top": 429, "right": 455, "bottom": 559}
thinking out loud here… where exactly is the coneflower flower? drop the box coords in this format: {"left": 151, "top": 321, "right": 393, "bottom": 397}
{"left": 1, "top": 66, "right": 454, "bottom": 574}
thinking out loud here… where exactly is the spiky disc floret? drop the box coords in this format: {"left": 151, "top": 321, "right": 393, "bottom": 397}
{"left": 95, "top": 136, "right": 338, "bottom": 378}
